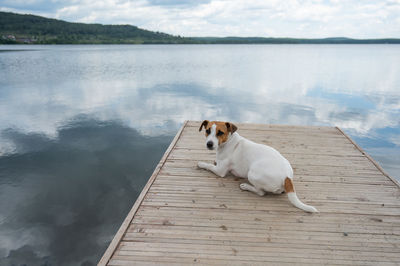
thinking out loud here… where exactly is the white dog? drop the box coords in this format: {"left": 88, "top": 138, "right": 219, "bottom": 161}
{"left": 197, "top": 120, "right": 318, "bottom": 213}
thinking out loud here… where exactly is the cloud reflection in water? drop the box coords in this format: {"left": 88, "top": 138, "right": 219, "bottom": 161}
{"left": 0, "top": 116, "right": 172, "bottom": 265}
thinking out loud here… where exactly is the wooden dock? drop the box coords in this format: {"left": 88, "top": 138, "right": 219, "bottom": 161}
{"left": 99, "top": 121, "right": 400, "bottom": 265}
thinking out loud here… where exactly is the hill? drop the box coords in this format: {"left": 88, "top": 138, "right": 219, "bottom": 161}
{"left": 0, "top": 11, "right": 195, "bottom": 44}
{"left": 1, "top": 11, "right": 399, "bottom": 44}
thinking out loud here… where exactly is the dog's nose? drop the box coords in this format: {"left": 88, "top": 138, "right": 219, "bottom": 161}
{"left": 207, "top": 141, "right": 213, "bottom": 149}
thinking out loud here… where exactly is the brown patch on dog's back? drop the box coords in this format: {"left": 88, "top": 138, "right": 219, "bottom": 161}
{"left": 284, "top": 177, "right": 295, "bottom": 193}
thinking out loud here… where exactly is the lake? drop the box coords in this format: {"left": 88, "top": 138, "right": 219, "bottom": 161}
{"left": 0, "top": 44, "right": 399, "bottom": 265}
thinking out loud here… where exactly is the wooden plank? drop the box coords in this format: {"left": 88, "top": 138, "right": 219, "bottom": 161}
{"left": 98, "top": 121, "right": 188, "bottom": 266}
{"left": 122, "top": 231, "right": 398, "bottom": 250}
{"left": 159, "top": 165, "right": 384, "bottom": 178}
{"left": 112, "top": 250, "right": 397, "bottom": 265}
{"left": 131, "top": 215, "right": 400, "bottom": 235}
{"left": 152, "top": 176, "right": 397, "bottom": 191}
{"left": 136, "top": 205, "right": 400, "bottom": 224}
{"left": 122, "top": 234, "right": 400, "bottom": 252}
{"left": 120, "top": 236, "right": 400, "bottom": 252}
{"left": 156, "top": 173, "right": 395, "bottom": 186}
{"left": 117, "top": 241, "right": 400, "bottom": 261}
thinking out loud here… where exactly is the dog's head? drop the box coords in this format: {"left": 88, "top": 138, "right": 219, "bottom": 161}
{"left": 199, "top": 120, "right": 237, "bottom": 150}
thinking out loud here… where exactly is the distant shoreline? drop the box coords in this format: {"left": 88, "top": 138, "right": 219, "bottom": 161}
{"left": 2, "top": 43, "right": 400, "bottom": 46}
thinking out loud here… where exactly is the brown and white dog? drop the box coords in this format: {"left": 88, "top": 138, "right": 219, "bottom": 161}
{"left": 198, "top": 120, "right": 318, "bottom": 213}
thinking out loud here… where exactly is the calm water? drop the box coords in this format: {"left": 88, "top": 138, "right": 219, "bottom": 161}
{"left": 0, "top": 44, "right": 399, "bottom": 265}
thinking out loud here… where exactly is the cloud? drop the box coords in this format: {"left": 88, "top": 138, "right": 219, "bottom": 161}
{"left": 0, "top": 0, "right": 70, "bottom": 12}
{"left": 0, "top": 245, "right": 50, "bottom": 266}
{"left": 146, "top": 0, "right": 211, "bottom": 7}
{"left": 1, "top": 0, "right": 399, "bottom": 37}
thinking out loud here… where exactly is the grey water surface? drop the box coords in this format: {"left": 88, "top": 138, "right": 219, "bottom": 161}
{"left": 0, "top": 44, "right": 399, "bottom": 266}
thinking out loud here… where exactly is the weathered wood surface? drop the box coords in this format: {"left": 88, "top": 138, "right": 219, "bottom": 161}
{"left": 99, "top": 121, "right": 400, "bottom": 265}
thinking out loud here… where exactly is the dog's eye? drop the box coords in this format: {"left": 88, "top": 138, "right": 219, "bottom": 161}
{"left": 206, "top": 129, "right": 211, "bottom": 134}
{"left": 217, "top": 130, "right": 224, "bottom": 136}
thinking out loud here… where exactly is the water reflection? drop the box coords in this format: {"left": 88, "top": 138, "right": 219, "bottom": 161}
{"left": 0, "top": 116, "right": 172, "bottom": 265}
{"left": 0, "top": 45, "right": 399, "bottom": 265}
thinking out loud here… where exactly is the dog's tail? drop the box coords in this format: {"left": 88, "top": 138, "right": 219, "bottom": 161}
{"left": 285, "top": 177, "right": 318, "bottom": 213}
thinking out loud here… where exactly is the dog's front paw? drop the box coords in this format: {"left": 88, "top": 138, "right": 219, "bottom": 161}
{"left": 240, "top": 183, "right": 251, "bottom": 191}
{"left": 197, "top": 161, "right": 209, "bottom": 169}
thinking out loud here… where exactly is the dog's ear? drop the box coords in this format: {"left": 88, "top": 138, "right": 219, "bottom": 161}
{"left": 199, "top": 120, "right": 209, "bottom": 132}
{"left": 226, "top": 122, "right": 237, "bottom": 134}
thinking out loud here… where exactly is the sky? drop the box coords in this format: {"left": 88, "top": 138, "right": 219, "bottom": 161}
{"left": 0, "top": 0, "right": 400, "bottom": 38}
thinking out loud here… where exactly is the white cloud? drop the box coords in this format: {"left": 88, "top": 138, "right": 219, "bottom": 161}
{"left": 1, "top": 0, "right": 400, "bottom": 37}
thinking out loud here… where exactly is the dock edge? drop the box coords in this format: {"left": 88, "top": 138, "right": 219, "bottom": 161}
{"left": 335, "top": 126, "right": 400, "bottom": 188}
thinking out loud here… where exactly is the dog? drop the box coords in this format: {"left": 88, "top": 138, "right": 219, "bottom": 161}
{"left": 197, "top": 120, "right": 318, "bottom": 213}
